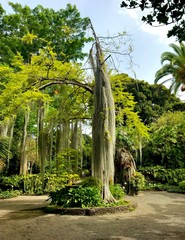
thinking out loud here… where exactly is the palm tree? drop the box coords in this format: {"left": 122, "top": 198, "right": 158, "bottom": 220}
{"left": 155, "top": 42, "right": 185, "bottom": 93}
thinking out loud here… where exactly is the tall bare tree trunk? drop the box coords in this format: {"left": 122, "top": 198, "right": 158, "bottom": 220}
{"left": 20, "top": 110, "right": 30, "bottom": 175}
{"left": 37, "top": 101, "right": 46, "bottom": 190}
{"left": 90, "top": 21, "right": 116, "bottom": 202}
{"left": 0, "top": 117, "right": 15, "bottom": 173}
{"left": 55, "top": 119, "right": 71, "bottom": 172}
{"left": 7, "top": 119, "right": 15, "bottom": 173}
{"left": 0, "top": 119, "right": 9, "bottom": 137}
{"left": 48, "top": 122, "right": 54, "bottom": 173}
{"left": 71, "top": 120, "right": 79, "bottom": 172}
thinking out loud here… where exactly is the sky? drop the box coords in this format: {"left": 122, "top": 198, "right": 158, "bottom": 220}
{"left": 0, "top": 0, "right": 178, "bottom": 87}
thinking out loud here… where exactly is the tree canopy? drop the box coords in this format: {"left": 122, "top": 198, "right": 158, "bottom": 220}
{"left": 120, "top": 0, "right": 185, "bottom": 41}
{"left": 0, "top": 2, "right": 92, "bottom": 64}
{"left": 143, "top": 111, "right": 185, "bottom": 168}
{"left": 119, "top": 74, "right": 185, "bottom": 125}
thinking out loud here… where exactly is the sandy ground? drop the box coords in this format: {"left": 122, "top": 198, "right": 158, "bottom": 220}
{"left": 0, "top": 191, "right": 185, "bottom": 240}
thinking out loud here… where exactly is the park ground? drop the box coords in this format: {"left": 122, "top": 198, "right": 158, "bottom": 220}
{"left": 0, "top": 191, "right": 185, "bottom": 240}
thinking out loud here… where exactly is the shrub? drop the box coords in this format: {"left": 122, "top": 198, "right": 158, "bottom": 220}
{"left": 110, "top": 184, "right": 125, "bottom": 200}
{"left": 143, "top": 182, "right": 167, "bottom": 191}
{"left": 167, "top": 169, "right": 185, "bottom": 185}
{"left": 0, "top": 175, "right": 23, "bottom": 190}
{"left": 127, "top": 172, "right": 145, "bottom": 195}
{"left": 179, "top": 180, "right": 185, "bottom": 191}
{"left": 139, "top": 166, "right": 185, "bottom": 186}
{"left": 0, "top": 190, "right": 22, "bottom": 199}
{"left": 80, "top": 177, "right": 101, "bottom": 189}
{"left": 49, "top": 186, "right": 103, "bottom": 208}
{"left": 0, "top": 173, "right": 80, "bottom": 195}
{"left": 23, "top": 175, "right": 43, "bottom": 195}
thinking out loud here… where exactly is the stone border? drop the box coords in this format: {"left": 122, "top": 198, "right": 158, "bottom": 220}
{"left": 44, "top": 203, "right": 137, "bottom": 216}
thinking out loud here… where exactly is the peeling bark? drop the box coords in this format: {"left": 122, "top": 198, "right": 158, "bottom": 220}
{"left": 90, "top": 20, "right": 116, "bottom": 202}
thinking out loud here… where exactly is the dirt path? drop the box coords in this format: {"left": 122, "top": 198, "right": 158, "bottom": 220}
{"left": 0, "top": 191, "right": 185, "bottom": 240}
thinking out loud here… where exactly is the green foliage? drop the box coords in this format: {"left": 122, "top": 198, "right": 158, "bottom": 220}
{"left": 0, "top": 173, "right": 80, "bottom": 195}
{"left": 139, "top": 166, "right": 185, "bottom": 186}
{"left": 166, "top": 185, "right": 185, "bottom": 194}
{"left": 111, "top": 74, "right": 149, "bottom": 149}
{"left": 80, "top": 177, "right": 101, "bottom": 189}
{"left": 44, "top": 173, "right": 80, "bottom": 193}
{"left": 23, "top": 175, "right": 43, "bottom": 195}
{"left": 49, "top": 186, "right": 103, "bottom": 208}
{"left": 130, "top": 172, "right": 145, "bottom": 190}
{"left": 179, "top": 180, "right": 185, "bottom": 191}
{"left": 0, "top": 3, "right": 92, "bottom": 65}
{"left": 56, "top": 148, "right": 81, "bottom": 174}
{"left": 0, "top": 174, "right": 22, "bottom": 189}
{"left": 139, "top": 166, "right": 168, "bottom": 183}
{"left": 143, "top": 111, "right": 185, "bottom": 168}
{"left": 121, "top": 1, "right": 185, "bottom": 41}
{"left": 155, "top": 43, "right": 185, "bottom": 93}
{"left": 0, "top": 190, "right": 22, "bottom": 199}
{"left": 110, "top": 184, "right": 125, "bottom": 200}
{"left": 143, "top": 182, "right": 166, "bottom": 191}
{"left": 125, "top": 78, "right": 184, "bottom": 125}
{"left": 0, "top": 136, "right": 11, "bottom": 161}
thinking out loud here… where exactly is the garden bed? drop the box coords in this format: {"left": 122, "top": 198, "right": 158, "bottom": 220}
{"left": 44, "top": 202, "right": 137, "bottom": 216}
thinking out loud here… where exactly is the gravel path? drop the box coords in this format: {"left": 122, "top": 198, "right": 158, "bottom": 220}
{"left": 0, "top": 191, "right": 185, "bottom": 240}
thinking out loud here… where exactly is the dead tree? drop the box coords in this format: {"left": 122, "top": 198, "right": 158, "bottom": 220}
{"left": 89, "top": 20, "right": 116, "bottom": 202}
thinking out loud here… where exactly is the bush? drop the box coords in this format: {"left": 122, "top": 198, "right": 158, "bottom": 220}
{"left": 44, "top": 173, "right": 79, "bottom": 193}
{"left": 80, "top": 177, "right": 101, "bottom": 189}
{"left": 127, "top": 172, "right": 145, "bottom": 195}
{"left": 179, "top": 180, "right": 185, "bottom": 191}
{"left": 139, "top": 166, "right": 185, "bottom": 186}
{"left": 167, "top": 169, "right": 185, "bottom": 185}
{"left": 143, "top": 182, "right": 167, "bottom": 191}
{"left": 0, "top": 175, "right": 23, "bottom": 190}
{"left": 0, "top": 173, "right": 80, "bottom": 195}
{"left": 110, "top": 184, "right": 125, "bottom": 200}
{"left": 0, "top": 190, "right": 22, "bottom": 199}
{"left": 49, "top": 186, "right": 103, "bottom": 208}
{"left": 139, "top": 166, "right": 168, "bottom": 183}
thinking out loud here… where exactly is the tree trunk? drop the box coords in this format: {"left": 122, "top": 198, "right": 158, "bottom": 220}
{"left": 20, "top": 110, "right": 30, "bottom": 175}
{"left": 90, "top": 21, "right": 116, "bottom": 202}
{"left": 55, "top": 119, "right": 71, "bottom": 172}
{"left": 0, "top": 119, "right": 9, "bottom": 137}
{"left": 48, "top": 122, "right": 54, "bottom": 173}
{"left": 37, "top": 101, "right": 46, "bottom": 190}
{"left": 139, "top": 140, "right": 142, "bottom": 167}
{"left": 71, "top": 120, "right": 79, "bottom": 172}
{"left": 7, "top": 119, "right": 15, "bottom": 173}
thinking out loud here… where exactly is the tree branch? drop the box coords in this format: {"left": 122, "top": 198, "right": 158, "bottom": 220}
{"left": 38, "top": 77, "right": 93, "bottom": 93}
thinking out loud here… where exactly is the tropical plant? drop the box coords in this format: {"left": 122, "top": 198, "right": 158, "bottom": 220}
{"left": 155, "top": 42, "right": 185, "bottom": 93}
{"left": 0, "top": 136, "right": 10, "bottom": 160}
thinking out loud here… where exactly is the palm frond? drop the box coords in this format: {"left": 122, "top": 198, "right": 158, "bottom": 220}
{"left": 155, "top": 42, "right": 185, "bottom": 93}
{"left": 0, "top": 137, "right": 10, "bottom": 160}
